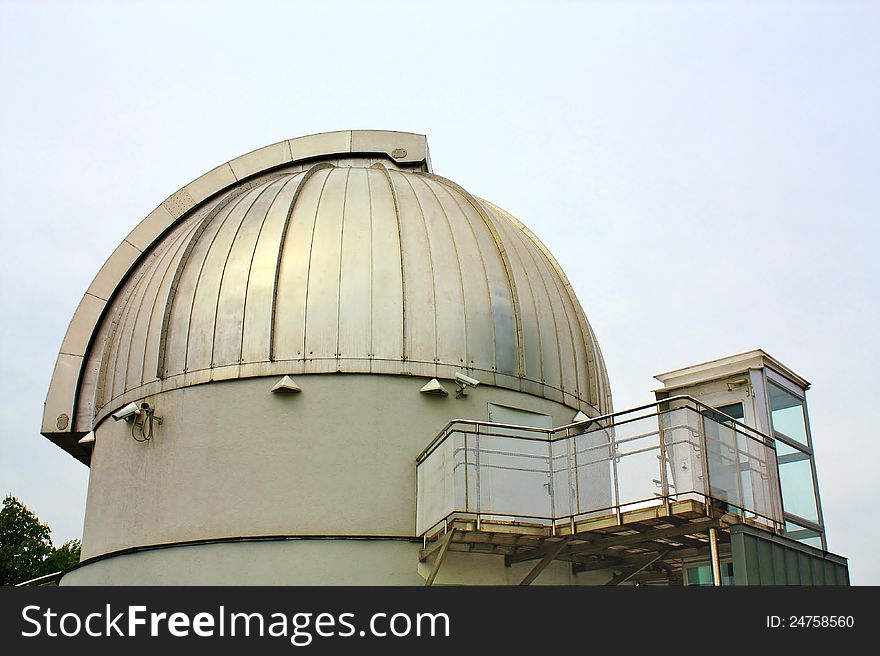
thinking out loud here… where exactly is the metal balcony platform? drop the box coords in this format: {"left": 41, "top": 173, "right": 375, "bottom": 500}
{"left": 420, "top": 500, "right": 760, "bottom": 585}
{"left": 416, "top": 396, "right": 787, "bottom": 585}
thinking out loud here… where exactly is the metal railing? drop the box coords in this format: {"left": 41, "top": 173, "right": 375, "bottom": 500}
{"left": 416, "top": 395, "right": 785, "bottom": 537}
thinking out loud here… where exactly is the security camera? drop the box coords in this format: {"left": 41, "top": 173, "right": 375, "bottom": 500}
{"left": 454, "top": 372, "right": 480, "bottom": 398}
{"left": 112, "top": 402, "right": 141, "bottom": 422}
{"left": 454, "top": 372, "right": 480, "bottom": 388}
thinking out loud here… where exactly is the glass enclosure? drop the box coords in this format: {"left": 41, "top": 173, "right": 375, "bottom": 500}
{"left": 416, "top": 398, "right": 785, "bottom": 537}
{"left": 767, "top": 380, "right": 824, "bottom": 546}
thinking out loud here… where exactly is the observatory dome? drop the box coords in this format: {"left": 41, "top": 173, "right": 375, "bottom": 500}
{"left": 43, "top": 131, "right": 611, "bottom": 460}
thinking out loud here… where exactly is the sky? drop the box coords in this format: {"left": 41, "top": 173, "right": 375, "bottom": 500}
{"left": 1, "top": 0, "right": 877, "bottom": 583}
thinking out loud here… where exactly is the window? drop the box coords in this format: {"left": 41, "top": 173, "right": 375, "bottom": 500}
{"left": 766, "top": 379, "right": 823, "bottom": 546}
{"left": 777, "top": 451, "right": 819, "bottom": 523}
{"left": 768, "top": 381, "right": 809, "bottom": 447}
{"left": 707, "top": 402, "right": 744, "bottom": 426}
{"left": 784, "top": 520, "right": 824, "bottom": 549}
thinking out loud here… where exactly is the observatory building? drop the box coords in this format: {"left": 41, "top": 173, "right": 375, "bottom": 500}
{"left": 41, "top": 131, "right": 847, "bottom": 585}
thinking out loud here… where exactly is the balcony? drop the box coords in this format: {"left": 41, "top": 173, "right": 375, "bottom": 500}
{"left": 415, "top": 396, "right": 785, "bottom": 585}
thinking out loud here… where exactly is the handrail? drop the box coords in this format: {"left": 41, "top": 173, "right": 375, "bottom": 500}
{"left": 416, "top": 394, "right": 775, "bottom": 464}
{"left": 556, "top": 394, "right": 773, "bottom": 443}
{"left": 415, "top": 395, "right": 786, "bottom": 536}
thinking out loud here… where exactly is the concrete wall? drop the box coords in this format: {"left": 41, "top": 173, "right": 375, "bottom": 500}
{"left": 76, "top": 374, "right": 610, "bottom": 585}
{"left": 63, "top": 539, "right": 611, "bottom": 586}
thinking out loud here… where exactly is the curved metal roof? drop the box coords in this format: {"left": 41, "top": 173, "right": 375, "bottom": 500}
{"left": 42, "top": 131, "right": 611, "bottom": 462}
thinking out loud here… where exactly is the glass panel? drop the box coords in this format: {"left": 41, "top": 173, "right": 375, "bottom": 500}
{"left": 774, "top": 439, "right": 798, "bottom": 456}
{"left": 574, "top": 426, "right": 614, "bottom": 514}
{"left": 778, "top": 450, "right": 819, "bottom": 523}
{"left": 784, "top": 520, "right": 824, "bottom": 549}
{"left": 741, "top": 430, "right": 782, "bottom": 524}
{"left": 551, "top": 437, "right": 575, "bottom": 518}
{"left": 415, "top": 431, "right": 466, "bottom": 534}
{"left": 612, "top": 415, "right": 663, "bottom": 510}
{"left": 661, "top": 408, "right": 706, "bottom": 499}
{"left": 703, "top": 416, "right": 742, "bottom": 510}
{"left": 686, "top": 562, "right": 734, "bottom": 586}
{"left": 476, "top": 433, "right": 552, "bottom": 519}
{"left": 768, "top": 381, "right": 809, "bottom": 446}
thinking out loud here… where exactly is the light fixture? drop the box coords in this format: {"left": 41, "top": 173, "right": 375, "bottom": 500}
{"left": 420, "top": 378, "right": 449, "bottom": 396}
{"left": 78, "top": 432, "right": 95, "bottom": 445}
{"left": 271, "top": 375, "right": 302, "bottom": 393}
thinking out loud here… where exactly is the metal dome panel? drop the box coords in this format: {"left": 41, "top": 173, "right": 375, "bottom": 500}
{"left": 42, "top": 131, "right": 611, "bottom": 461}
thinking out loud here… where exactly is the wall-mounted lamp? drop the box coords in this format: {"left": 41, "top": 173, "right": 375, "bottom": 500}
{"left": 420, "top": 378, "right": 449, "bottom": 396}
{"left": 271, "top": 375, "right": 302, "bottom": 393}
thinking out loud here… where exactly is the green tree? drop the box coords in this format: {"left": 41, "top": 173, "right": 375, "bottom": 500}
{"left": 0, "top": 495, "right": 81, "bottom": 585}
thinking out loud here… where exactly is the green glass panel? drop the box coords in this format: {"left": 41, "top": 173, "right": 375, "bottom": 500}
{"left": 686, "top": 563, "right": 734, "bottom": 586}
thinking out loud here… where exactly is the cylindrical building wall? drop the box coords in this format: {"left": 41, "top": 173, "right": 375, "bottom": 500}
{"left": 66, "top": 374, "right": 611, "bottom": 585}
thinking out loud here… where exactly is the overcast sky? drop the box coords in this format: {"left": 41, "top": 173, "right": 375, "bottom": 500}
{"left": 1, "top": 0, "right": 877, "bottom": 583}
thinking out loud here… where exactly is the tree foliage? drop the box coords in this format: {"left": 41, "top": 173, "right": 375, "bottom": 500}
{"left": 0, "top": 495, "right": 81, "bottom": 585}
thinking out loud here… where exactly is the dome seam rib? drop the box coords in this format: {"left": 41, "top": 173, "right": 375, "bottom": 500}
{"left": 95, "top": 249, "right": 159, "bottom": 412}
{"left": 423, "top": 179, "right": 495, "bottom": 375}
{"left": 493, "top": 214, "right": 545, "bottom": 389}
{"left": 509, "top": 214, "right": 565, "bottom": 397}
{"left": 414, "top": 175, "right": 470, "bottom": 371}
{"left": 333, "top": 168, "right": 353, "bottom": 362}
{"left": 138, "top": 219, "right": 205, "bottom": 392}
{"left": 269, "top": 164, "right": 334, "bottom": 361}
{"left": 209, "top": 180, "right": 276, "bottom": 368}
{"left": 370, "top": 163, "right": 406, "bottom": 362}
{"left": 234, "top": 175, "right": 297, "bottom": 364}
{"left": 122, "top": 227, "right": 191, "bottom": 395}
{"left": 299, "top": 166, "right": 337, "bottom": 361}
{"left": 94, "top": 248, "right": 158, "bottom": 412}
{"left": 238, "top": 175, "right": 302, "bottom": 364}
{"left": 192, "top": 185, "right": 266, "bottom": 373}
{"left": 365, "top": 168, "right": 375, "bottom": 364}
{"left": 117, "top": 256, "right": 161, "bottom": 395}
{"left": 394, "top": 170, "right": 439, "bottom": 371}
{"left": 156, "top": 185, "right": 253, "bottom": 379}
{"left": 107, "top": 256, "right": 152, "bottom": 402}
{"left": 176, "top": 188, "right": 256, "bottom": 376}
{"left": 421, "top": 173, "right": 525, "bottom": 378}
{"left": 482, "top": 199, "right": 610, "bottom": 411}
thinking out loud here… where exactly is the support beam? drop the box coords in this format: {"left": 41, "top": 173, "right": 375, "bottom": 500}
{"left": 572, "top": 556, "right": 623, "bottom": 574}
{"left": 709, "top": 527, "right": 721, "bottom": 587}
{"left": 518, "top": 539, "right": 570, "bottom": 586}
{"left": 424, "top": 529, "right": 457, "bottom": 587}
{"left": 508, "top": 518, "right": 720, "bottom": 565}
{"left": 604, "top": 551, "right": 668, "bottom": 586}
